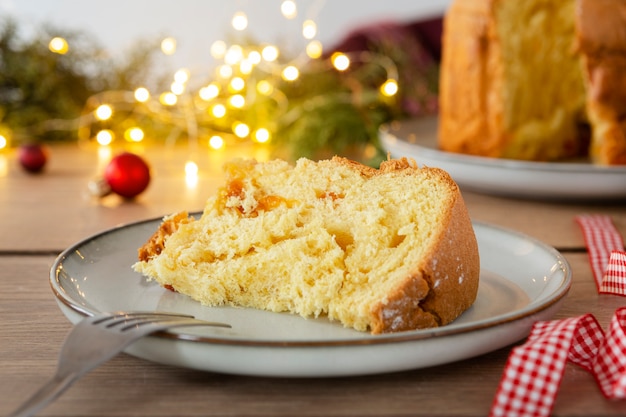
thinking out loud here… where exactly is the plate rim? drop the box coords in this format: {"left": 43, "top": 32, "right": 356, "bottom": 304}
{"left": 380, "top": 118, "right": 626, "bottom": 174}
{"left": 50, "top": 214, "right": 572, "bottom": 348}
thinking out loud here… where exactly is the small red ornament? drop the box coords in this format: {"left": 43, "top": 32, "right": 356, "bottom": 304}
{"left": 104, "top": 152, "right": 151, "bottom": 198}
{"left": 18, "top": 143, "right": 49, "bottom": 173}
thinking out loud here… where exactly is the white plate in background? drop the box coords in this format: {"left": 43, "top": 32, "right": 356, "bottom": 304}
{"left": 380, "top": 117, "right": 626, "bottom": 200}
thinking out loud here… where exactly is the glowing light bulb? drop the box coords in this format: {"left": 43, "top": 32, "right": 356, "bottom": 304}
{"left": 171, "top": 81, "right": 185, "bottom": 95}
{"left": 160, "top": 92, "right": 178, "bottom": 106}
{"left": 257, "top": 80, "right": 273, "bottom": 95}
{"left": 96, "top": 129, "right": 114, "bottom": 145}
{"left": 174, "top": 68, "right": 190, "bottom": 83}
{"left": 233, "top": 122, "right": 250, "bottom": 138}
{"left": 95, "top": 104, "right": 113, "bottom": 121}
{"left": 229, "top": 94, "right": 245, "bottom": 108}
{"left": 232, "top": 12, "right": 248, "bottom": 31}
{"left": 229, "top": 77, "right": 245, "bottom": 92}
{"left": 261, "top": 45, "right": 279, "bottom": 62}
{"left": 225, "top": 45, "right": 244, "bottom": 65}
{"left": 302, "top": 20, "right": 317, "bottom": 39}
{"left": 217, "top": 65, "right": 233, "bottom": 79}
{"left": 209, "top": 135, "right": 224, "bottom": 149}
{"left": 199, "top": 83, "right": 220, "bottom": 100}
{"left": 332, "top": 52, "right": 350, "bottom": 71}
{"left": 210, "top": 40, "right": 227, "bottom": 59}
{"left": 124, "top": 127, "right": 144, "bottom": 142}
{"left": 0, "top": 135, "right": 7, "bottom": 149}
{"left": 239, "top": 59, "right": 253, "bottom": 75}
{"left": 134, "top": 87, "right": 150, "bottom": 102}
{"left": 211, "top": 104, "right": 226, "bottom": 118}
{"left": 247, "top": 50, "right": 262, "bottom": 64}
{"left": 381, "top": 79, "right": 399, "bottom": 97}
{"left": 161, "top": 37, "right": 176, "bottom": 55}
{"left": 281, "top": 0, "right": 297, "bottom": 18}
{"left": 49, "top": 37, "right": 69, "bottom": 54}
{"left": 306, "top": 40, "right": 323, "bottom": 59}
{"left": 282, "top": 65, "right": 299, "bottom": 81}
{"left": 254, "top": 128, "right": 271, "bottom": 143}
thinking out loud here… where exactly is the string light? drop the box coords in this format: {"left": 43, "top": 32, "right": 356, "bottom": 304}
{"left": 0, "top": 135, "right": 7, "bottom": 149}
{"left": 95, "top": 129, "right": 114, "bottom": 145}
{"left": 332, "top": 53, "right": 350, "bottom": 71}
{"left": 281, "top": 1, "right": 297, "bottom": 19}
{"left": 49, "top": 37, "right": 69, "bottom": 54}
{"left": 161, "top": 37, "right": 176, "bottom": 55}
{"left": 282, "top": 66, "right": 299, "bottom": 82}
{"left": 134, "top": 87, "right": 150, "bottom": 102}
{"left": 232, "top": 12, "right": 248, "bottom": 31}
{"left": 302, "top": 20, "right": 317, "bottom": 39}
{"left": 124, "top": 127, "right": 144, "bottom": 142}
{"left": 94, "top": 104, "right": 113, "bottom": 121}
{"left": 66, "top": 2, "right": 402, "bottom": 165}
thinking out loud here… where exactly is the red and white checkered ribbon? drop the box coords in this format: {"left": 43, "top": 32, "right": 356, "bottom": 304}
{"left": 575, "top": 215, "right": 626, "bottom": 295}
{"left": 490, "top": 307, "right": 626, "bottom": 417}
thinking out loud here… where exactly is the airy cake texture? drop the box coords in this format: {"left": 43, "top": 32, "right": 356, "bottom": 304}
{"left": 438, "top": 0, "right": 626, "bottom": 165}
{"left": 133, "top": 157, "right": 480, "bottom": 334}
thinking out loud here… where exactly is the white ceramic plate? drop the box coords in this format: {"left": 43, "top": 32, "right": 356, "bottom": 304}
{"left": 51, "top": 216, "right": 571, "bottom": 377}
{"left": 380, "top": 117, "right": 626, "bottom": 200}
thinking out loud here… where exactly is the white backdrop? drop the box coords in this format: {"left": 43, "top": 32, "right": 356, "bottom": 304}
{"left": 1, "top": 0, "right": 450, "bottom": 74}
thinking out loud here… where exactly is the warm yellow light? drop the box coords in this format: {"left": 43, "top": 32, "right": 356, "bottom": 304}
{"left": 239, "top": 59, "right": 253, "bottom": 75}
{"left": 302, "top": 20, "right": 317, "bottom": 39}
{"left": 171, "top": 81, "right": 185, "bottom": 95}
{"left": 185, "top": 161, "right": 199, "bottom": 188}
{"left": 49, "top": 37, "right": 69, "bottom": 54}
{"left": 134, "top": 87, "right": 150, "bottom": 102}
{"left": 218, "top": 65, "right": 233, "bottom": 79}
{"left": 174, "top": 68, "right": 190, "bottom": 83}
{"left": 208, "top": 135, "right": 224, "bottom": 149}
{"left": 257, "top": 80, "right": 273, "bottom": 95}
{"left": 281, "top": 0, "right": 297, "bottom": 18}
{"left": 211, "top": 104, "right": 226, "bottom": 118}
{"left": 332, "top": 52, "right": 350, "bottom": 71}
{"left": 124, "top": 127, "right": 144, "bottom": 142}
{"left": 0, "top": 135, "right": 7, "bottom": 149}
{"left": 229, "top": 94, "right": 245, "bottom": 108}
{"left": 233, "top": 122, "right": 250, "bottom": 138}
{"left": 95, "top": 129, "right": 114, "bottom": 145}
{"left": 94, "top": 104, "right": 113, "bottom": 121}
{"left": 248, "top": 50, "right": 262, "bottom": 64}
{"left": 225, "top": 45, "right": 244, "bottom": 65}
{"left": 254, "top": 128, "right": 271, "bottom": 143}
{"left": 160, "top": 92, "right": 178, "bottom": 106}
{"left": 161, "top": 37, "right": 176, "bottom": 55}
{"left": 381, "top": 79, "right": 399, "bottom": 97}
{"left": 232, "top": 12, "right": 248, "bottom": 31}
{"left": 229, "top": 77, "right": 245, "bottom": 92}
{"left": 199, "top": 83, "right": 220, "bottom": 100}
{"left": 282, "top": 65, "right": 299, "bottom": 81}
{"left": 261, "top": 45, "right": 279, "bottom": 62}
{"left": 210, "top": 40, "right": 227, "bottom": 59}
{"left": 306, "top": 40, "right": 323, "bottom": 59}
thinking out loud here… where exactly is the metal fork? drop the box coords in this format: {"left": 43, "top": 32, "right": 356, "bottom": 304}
{"left": 8, "top": 311, "right": 230, "bottom": 417}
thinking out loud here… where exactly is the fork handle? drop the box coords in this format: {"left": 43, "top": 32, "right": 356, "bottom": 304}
{"left": 8, "top": 372, "right": 78, "bottom": 417}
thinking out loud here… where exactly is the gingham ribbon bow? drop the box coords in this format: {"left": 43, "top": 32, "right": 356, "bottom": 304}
{"left": 490, "top": 308, "right": 626, "bottom": 417}
{"left": 575, "top": 215, "right": 626, "bottom": 295}
{"left": 490, "top": 215, "right": 626, "bottom": 417}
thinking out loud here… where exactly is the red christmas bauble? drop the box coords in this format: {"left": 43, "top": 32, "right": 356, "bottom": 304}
{"left": 18, "top": 144, "right": 49, "bottom": 173}
{"left": 104, "top": 152, "right": 151, "bottom": 198}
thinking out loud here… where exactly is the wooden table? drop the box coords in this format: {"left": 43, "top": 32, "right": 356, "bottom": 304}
{"left": 1, "top": 144, "right": 625, "bottom": 417}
